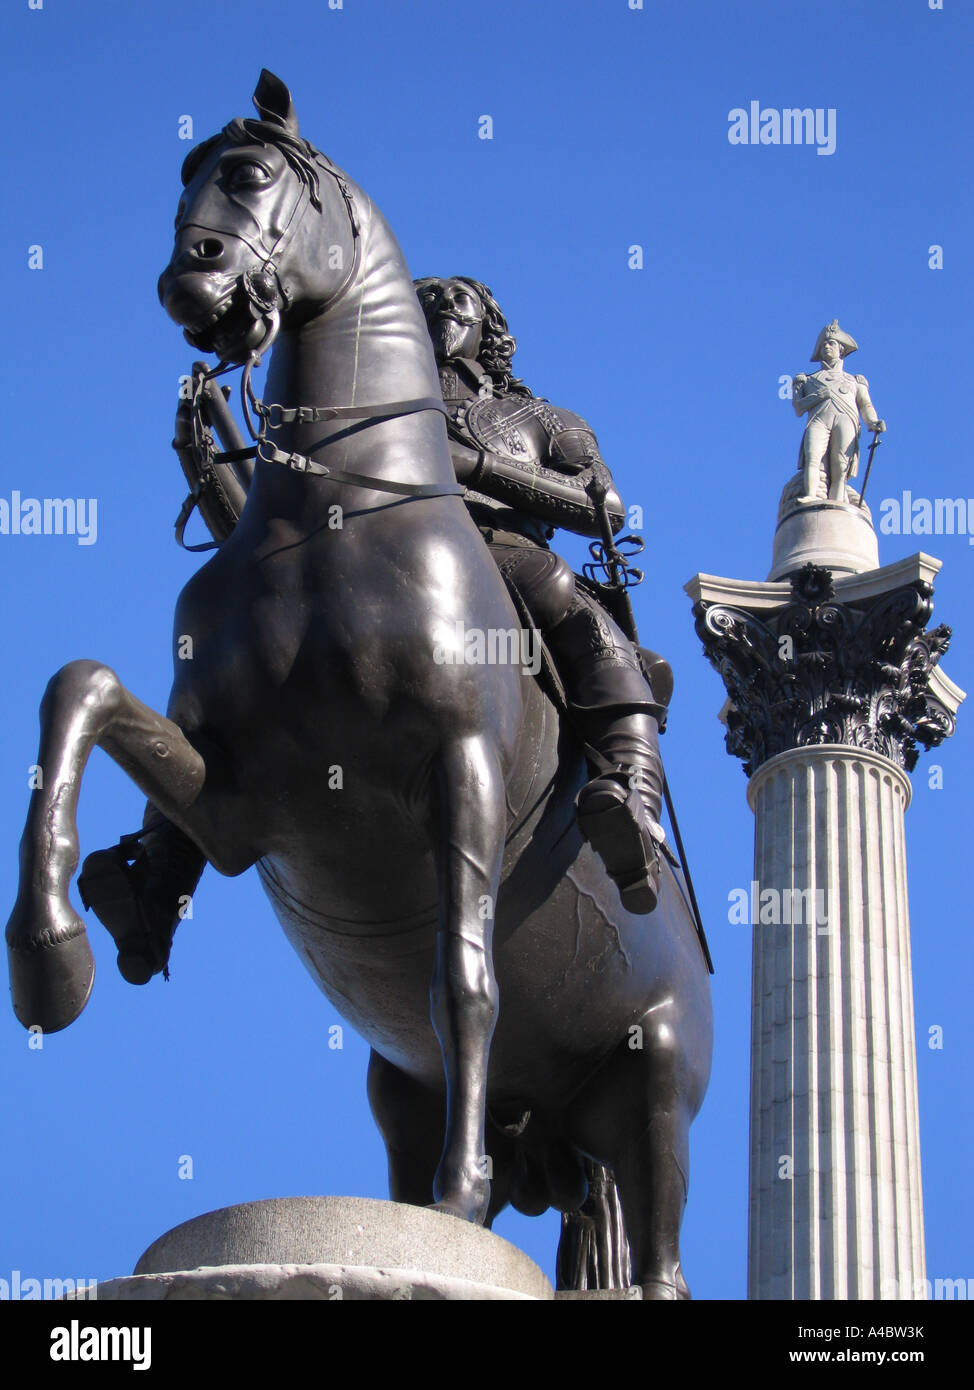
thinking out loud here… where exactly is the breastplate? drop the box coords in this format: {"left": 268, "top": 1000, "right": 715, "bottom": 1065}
{"left": 451, "top": 394, "right": 561, "bottom": 467}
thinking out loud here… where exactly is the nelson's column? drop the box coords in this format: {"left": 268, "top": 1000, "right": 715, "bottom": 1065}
{"left": 686, "top": 321, "right": 965, "bottom": 1301}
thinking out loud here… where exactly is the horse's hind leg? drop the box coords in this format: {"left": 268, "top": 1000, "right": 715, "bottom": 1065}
{"left": 6, "top": 659, "right": 249, "bottom": 1033}
{"left": 367, "top": 1050, "right": 444, "bottom": 1207}
{"left": 612, "top": 1102, "right": 693, "bottom": 1300}
{"left": 566, "top": 1009, "right": 700, "bottom": 1299}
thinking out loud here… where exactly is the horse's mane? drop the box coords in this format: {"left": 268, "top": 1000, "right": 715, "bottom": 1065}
{"left": 180, "top": 118, "right": 326, "bottom": 211}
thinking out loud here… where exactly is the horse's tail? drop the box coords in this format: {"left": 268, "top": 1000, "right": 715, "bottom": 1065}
{"left": 555, "top": 1160, "right": 632, "bottom": 1292}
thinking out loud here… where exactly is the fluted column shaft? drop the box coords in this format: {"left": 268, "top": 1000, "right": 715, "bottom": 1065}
{"left": 746, "top": 745, "right": 924, "bottom": 1300}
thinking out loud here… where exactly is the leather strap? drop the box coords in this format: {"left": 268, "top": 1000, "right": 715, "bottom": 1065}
{"left": 250, "top": 394, "right": 460, "bottom": 495}
{"left": 256, "top": 395, "right": 448, "bottom": 428}
{"left": 177, "top": 377, "right": 457, "bottom": 552}
{"left": 256, "top": 438, "right": 465, "bottom": 497}
{"left": 174, "top": 487, "right": 222, "bottom": 552}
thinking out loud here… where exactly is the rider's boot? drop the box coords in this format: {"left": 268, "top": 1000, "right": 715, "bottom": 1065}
{"left": 535, "top": 586, "right": 669, "bottom": 916}
{"left": 78, "top": 810, "right": 205, "bottom": 984}
{"left": 574, "top": 710, "right": 666, "bottom": 915}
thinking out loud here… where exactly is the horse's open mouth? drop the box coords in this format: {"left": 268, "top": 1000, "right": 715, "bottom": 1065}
{"left": 182, "top": 272, "right": 281, "bottom": 361}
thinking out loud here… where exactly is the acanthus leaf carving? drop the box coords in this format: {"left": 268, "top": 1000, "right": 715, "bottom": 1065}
{"left": 693, "top": 569, "right": 956, "bottom": 776}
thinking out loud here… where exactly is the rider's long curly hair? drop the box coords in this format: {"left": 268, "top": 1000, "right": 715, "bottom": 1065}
{"left": 414, "top": 277, "right": 531, "bottom": 399}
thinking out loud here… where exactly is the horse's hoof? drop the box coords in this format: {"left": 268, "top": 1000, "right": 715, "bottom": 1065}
{"left": 6, "top": 907, "right": 95, "bottom": 1034}
{"left": 427, "top": 1199, "right": 487, "bottom": 1225}
{"left": 428, "top": 1169, "right": 490, "bottom": 1224}
{"left": 640, "top": 1277, "right": 691, "bottom": 1300}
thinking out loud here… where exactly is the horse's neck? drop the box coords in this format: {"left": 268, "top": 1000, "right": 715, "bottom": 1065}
{"left": 251, "top": 191, "right": 452, "bottom": 520}
{"left": 270, "top": 197, "right": 437, "bottom": 405}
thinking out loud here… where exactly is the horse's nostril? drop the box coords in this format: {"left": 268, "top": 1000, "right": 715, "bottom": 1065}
{"left": 194, "top": 238, "right": 224, "bottom": 261}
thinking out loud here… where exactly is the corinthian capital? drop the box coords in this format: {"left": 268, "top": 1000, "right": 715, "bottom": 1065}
{"left": 693, "top": 564, "right": 955, "bottom": 777}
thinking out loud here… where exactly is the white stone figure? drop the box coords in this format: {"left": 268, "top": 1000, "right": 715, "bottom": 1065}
{"left": 792, "top": 320, "right": 885, "bottom": 505}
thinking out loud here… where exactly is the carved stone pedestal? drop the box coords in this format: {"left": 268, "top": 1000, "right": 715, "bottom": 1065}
{"left": 87, "top": 1196, "right": 554, "bottom": 1301}
{"left": 769, "top": 476, "right": 879, "bottom": 580}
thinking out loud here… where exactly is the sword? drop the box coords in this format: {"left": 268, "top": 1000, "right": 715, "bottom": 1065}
{"left": 857, "top": 428, "right": 883, "bottom": 508}
{"left": 584, "top": 469, "right": 714, "bottom": 974}
{"left": 584, "top": 464, "right": 641, "bottom": 636}
{"left": 663, "top": 774, "right": 714, "bottom": 975}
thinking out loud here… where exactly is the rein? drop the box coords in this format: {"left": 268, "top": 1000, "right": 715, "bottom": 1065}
{"left": 175, "top": 360, "right": 461, "bottom": 551}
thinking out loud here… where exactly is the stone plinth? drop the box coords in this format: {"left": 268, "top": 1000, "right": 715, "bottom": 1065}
{"left": 769, "top": 480, "right": 879, "bottom": 581}
{"left": 87, "top": 1196, "right": 554, "bottom": 1301}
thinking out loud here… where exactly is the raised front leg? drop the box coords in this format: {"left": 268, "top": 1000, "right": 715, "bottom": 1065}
{"left": 6, "top": 660, "right": 250, "bottom": 1033}
{"left": 429, "top": 736, "right": 507, "bottom": 1224}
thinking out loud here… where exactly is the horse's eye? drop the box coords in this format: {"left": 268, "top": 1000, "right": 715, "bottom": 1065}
{"left": 229, "top": 161, "right": 270, "bottom": 187}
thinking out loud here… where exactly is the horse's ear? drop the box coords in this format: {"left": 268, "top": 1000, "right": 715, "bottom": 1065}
{"left": 253, "top": 69, "right": 300, "bottom": 135}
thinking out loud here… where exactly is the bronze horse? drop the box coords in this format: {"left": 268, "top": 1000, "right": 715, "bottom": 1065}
{"left": 5, "top": 72, "right": 712, "bottom": 1297}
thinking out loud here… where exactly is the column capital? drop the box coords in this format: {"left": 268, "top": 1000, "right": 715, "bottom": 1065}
{"left": 692, "top": 562, "right": 958, "bottom": 778}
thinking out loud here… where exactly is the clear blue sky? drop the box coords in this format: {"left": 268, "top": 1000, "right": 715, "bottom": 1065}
{"left": 2, "top": 0, "right": 971, "bottom": 1300}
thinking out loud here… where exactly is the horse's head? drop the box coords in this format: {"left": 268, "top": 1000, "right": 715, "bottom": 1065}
{"left": 158, "top": 70, "right": 357, "bottom": 364}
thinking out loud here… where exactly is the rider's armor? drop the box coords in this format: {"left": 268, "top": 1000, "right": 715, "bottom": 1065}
{"left": 443, "top": 377, "right": 626, "bottom": 542}
{"left": 439, "top": 358, "right": 668, "bottom": 916}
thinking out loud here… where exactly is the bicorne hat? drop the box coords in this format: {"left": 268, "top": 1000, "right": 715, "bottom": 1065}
{"left": 810, "top": 319, "right": 858, "bottom": 362}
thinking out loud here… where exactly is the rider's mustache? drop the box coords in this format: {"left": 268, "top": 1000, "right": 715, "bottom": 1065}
{"left": 432, "top": 309, "right": 481, "bottom": 327}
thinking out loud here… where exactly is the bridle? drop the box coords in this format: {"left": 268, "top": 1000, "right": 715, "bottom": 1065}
{"left": 179, "top": 119, "right": 362, "bottom": 333}
{"left": 173, "top": 132, "right": 462, "bottom": 551}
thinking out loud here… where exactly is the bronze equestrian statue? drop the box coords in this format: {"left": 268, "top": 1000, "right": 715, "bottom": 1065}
{"left": 4, "top": 71, "right": 712, "bottom": 1297}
